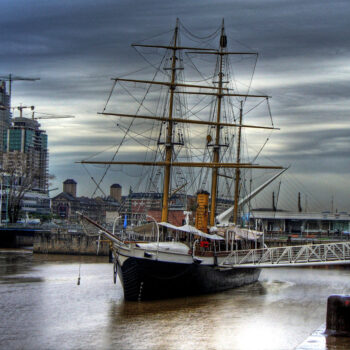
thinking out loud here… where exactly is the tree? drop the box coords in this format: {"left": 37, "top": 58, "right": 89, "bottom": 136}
{"left": 1, "top": 154, "right": 33, "bottom": 223}
{"left": 1, "top": 151, "right": 52, "bottom": 223}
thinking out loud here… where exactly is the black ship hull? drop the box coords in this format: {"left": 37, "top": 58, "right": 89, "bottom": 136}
{"left": 117, "top": 257, "right": 261, "bottom": 301}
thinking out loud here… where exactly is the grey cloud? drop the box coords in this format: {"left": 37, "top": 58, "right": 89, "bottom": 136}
{"left": 2, "top": 0, "right": 350, "bottom": 207}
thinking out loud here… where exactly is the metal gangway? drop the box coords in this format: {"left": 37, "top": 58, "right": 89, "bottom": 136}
{"left": 220, "top": 241, "right": 350, "bottom": 268}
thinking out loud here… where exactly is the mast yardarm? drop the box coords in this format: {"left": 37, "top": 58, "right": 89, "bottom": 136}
{"left": 99, "top": 112, "right": 279, "bottom": 131}
{"left": 79, "top": 160, "right": 283, "bottom": 170}
{"left": 80, "top": 21, "right": 283, "bottom": 225}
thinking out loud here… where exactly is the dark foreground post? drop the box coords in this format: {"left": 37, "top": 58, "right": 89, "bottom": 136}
{"left": 296, "top": 295, "right": 350, "bottom": 349}
{"left": 326, "top": 295, "right": 350, "bottom": 336}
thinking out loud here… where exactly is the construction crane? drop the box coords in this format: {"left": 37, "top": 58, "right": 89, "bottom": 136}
{"left": 0, "top": 104, "right": 33, "bottom": 115}
{"left": 0, "top": 104, "right": 75, "bottom": 121}
{"left": 48, "top": 187, "right": 59, "bottom": 192}
{"left": 16, "top": 105, "right": 34, "bottom": 118}
{"left": 0, "top": 74, "right": 40, "bottom": 100}
{"left": 31, "top": 111, "right": 75, "bottom": 120}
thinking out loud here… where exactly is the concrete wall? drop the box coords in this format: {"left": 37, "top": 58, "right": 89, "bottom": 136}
{"left": 33, "top": 232, "right": 110, "bottom": 256}
{"left": 0, "top": 230, "right": 35, "bottom": 248}
{"left": 16, "top": 235, "right": 34, "bottom": 247}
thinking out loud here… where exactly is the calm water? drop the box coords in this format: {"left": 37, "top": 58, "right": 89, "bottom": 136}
{"left": 0, "top": 249, "right": 350, "bottom": 350}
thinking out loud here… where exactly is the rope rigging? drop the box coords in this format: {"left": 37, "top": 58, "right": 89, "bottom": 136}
{"left": 82, "top": 20, "right": 287, "bottom": 220}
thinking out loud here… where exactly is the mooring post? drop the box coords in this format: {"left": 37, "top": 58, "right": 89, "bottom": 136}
{"left": 296, "top": 295, "right": 350, "bottom": 349}
{"left": 326, "top": 295, "right": 350, "bottom": 336}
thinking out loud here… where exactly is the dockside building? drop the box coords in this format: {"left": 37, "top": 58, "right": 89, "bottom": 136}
{"left": 52, "top": 180, "right": 121, "bottom": 223}
{"left": 249, "top": 209, "right": 350, "bottom": 234}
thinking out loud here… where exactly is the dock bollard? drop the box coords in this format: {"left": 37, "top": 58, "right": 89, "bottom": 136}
{"left": 326, "top": 295, "right": 350, "bottom": 336}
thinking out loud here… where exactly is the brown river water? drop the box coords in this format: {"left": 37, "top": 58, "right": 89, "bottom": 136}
{"left": 0, "top": 249, "right": 349, "bottom": 350}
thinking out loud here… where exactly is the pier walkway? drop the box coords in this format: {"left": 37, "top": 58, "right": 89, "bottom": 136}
{"left": 220, "top": 241, "right": 350, "bottom": 268}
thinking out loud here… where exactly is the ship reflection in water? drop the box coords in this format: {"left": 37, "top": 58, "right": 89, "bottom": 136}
{"left": 1, "top": 250, "right": 350, "bottom": 350}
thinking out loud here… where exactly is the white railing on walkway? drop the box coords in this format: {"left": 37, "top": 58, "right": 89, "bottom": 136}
{"left": 220, "top": 242, "right": 350, "bottom": 268}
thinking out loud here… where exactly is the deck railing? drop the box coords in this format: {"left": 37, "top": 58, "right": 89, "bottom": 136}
{"left": 220, "top": 242, "right": 350, "bottom": 268}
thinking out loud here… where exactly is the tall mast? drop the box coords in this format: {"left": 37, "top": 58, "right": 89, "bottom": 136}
{"left": 233, "top": 101, "right": 243, "bottom": 224}
{"left": 209, "top": 20, "right": 226, "bottom": 226}
{"left": 161, "top": 19, "right": 179, "bottom": 222}
{"left": 80, "top": 21, "right": 285, "bottom": 224}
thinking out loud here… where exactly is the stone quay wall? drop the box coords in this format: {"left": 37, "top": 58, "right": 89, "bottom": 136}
{"left": 33, "top": 230, "right": 110, "bottom": 256}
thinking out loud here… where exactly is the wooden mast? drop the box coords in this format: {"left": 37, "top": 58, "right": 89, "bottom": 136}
{"left": 209, "top": 20, "right": 226, "bottom": 227}
{"left": 161, "top": 19, "right": 179, "bottom": 222}
{"left": 79, "top": 21, "right": 284, "bottom": 227}
{"left": 233, "top": 101, "right": 243, "bottom": 224}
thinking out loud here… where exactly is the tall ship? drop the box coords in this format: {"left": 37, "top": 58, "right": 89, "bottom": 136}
{"left": 79, "top": 19, "right": 286, "bottom": 301}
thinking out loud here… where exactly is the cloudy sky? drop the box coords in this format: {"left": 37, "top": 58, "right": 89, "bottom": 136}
{"left": 2, "top": 0, "right": 350, "bottom": 212}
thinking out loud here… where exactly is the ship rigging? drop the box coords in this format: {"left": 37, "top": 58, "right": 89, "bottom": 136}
{"left": 80, "top": 19, "right": 282, "bottom": 225}
{"left": 78, "top": 19, "right": 294, "bottom": 301}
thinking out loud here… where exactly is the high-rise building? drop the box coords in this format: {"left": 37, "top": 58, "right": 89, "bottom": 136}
{"left": 3, "top": 117, "right": 48, "bottom": 192}
{"left": 0, "top": 81, "right": 50, "bottom": 222}
{"left": 0, "top": 81, "right": 11, "bottom": 157}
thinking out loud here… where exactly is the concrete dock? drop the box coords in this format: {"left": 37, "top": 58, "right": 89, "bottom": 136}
{"left": 296, "top": 324, "right": 350, "bottom": 349}
{"left": 33, "top": 230, "right": 110, "bottom": 256}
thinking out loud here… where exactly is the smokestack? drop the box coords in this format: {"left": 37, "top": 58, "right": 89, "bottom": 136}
{"left": 110, "top": 184, "right": 122, "bottom": 202}
{"left": 63, "top": 179, "right": 77, "bottom": 198}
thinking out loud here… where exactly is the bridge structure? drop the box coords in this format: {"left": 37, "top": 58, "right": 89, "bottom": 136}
{"left": 220, "top": 241, "right": 350, "bottom": 268}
